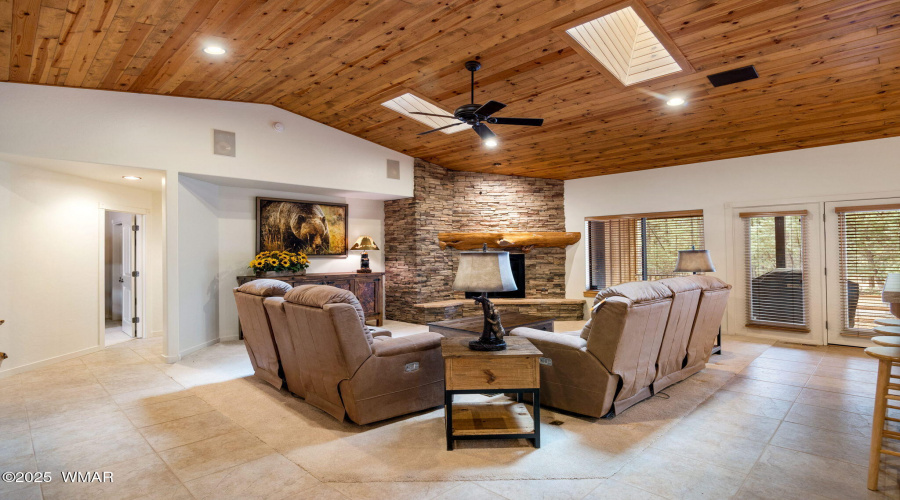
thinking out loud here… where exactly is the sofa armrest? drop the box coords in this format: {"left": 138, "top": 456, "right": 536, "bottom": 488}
{"left": 371, "top": 332, "right": 442, "bottom": 357}
{"left": 510, "top": 327, "right": 587, "bottom": 351}
{"left": 368, "top": 326, "right": 392, "bottom": 338}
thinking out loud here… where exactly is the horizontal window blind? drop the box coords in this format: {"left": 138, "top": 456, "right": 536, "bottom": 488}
{"left": 741, "top": 211, "right": 810, "bottom": 332}
{"left": 586, "top": 210, "right": 704, "bottom": 290}
{"left": 836, "top": 204, "right": 900, "bottom": 337}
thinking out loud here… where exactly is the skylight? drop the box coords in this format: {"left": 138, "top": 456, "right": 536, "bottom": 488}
{"left": 563, "top": 6, "right": 682, "bottom": 86}
{"left": 381, "top": 93, "right": 464, "bottom": 134}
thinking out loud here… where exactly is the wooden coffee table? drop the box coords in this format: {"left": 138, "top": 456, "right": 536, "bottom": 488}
{"left": 441, "top": 336, "right": 542, "bottom": 450}
{"left": 428, "top": 313, "right": 553, "bottom": 338}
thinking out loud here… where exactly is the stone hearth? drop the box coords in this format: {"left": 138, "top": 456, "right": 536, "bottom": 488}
{"left": 384, "top": 159, "right": 583, "bottom": 324}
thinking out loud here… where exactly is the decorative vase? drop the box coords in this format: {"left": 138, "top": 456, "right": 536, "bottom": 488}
{"left": 256, "top": 269, "right": 307, "bottom": 278}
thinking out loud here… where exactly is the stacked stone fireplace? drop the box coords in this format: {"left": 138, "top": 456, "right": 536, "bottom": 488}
{"left": 384, "top": 159, "right": 584, "bottom": 324}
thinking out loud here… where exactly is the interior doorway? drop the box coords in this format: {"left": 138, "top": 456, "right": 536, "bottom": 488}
{"left": 104, "top": 210, "right": 145, "bottom": 345}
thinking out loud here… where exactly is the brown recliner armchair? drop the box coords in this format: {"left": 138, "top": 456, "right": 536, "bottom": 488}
{"left": 511, "top": 281, "right": 674, "bottom": 418}
{"left": 233, "top": 279, "right": 294, "bottom": 389}
{"left": 653, "top": 276, "right": 731, "bottom": 392}
{"left": 278, "top": 285, "right": 444, "bottom": 425}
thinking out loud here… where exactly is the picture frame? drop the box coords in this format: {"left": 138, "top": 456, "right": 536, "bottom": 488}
{"left": 256, "top": 197, "right": 349, "bottom": 257}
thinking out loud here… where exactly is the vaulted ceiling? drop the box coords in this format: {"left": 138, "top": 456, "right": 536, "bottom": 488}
{"left": 1, "top": 0, "right": 897, "bottom": 179}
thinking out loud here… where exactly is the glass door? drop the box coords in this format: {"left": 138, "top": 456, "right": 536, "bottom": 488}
{"left": 824, "top": 198, "right": 900, "bottom": 347}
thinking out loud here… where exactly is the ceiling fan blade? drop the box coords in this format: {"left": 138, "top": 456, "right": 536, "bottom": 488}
{"left": 489, "top": 117, "right": 544, "bottom": 126}
{"left": 475, "top": 100, "right": 506, "bottom": 117}
{"left": 409, "top": 111, "right": 458, "bottom": 119}
{"left": 417, "top": 123, "right": 464, "bottom": 135}
{"left": 472, "top": 123, "right": 497, "bottom": 142}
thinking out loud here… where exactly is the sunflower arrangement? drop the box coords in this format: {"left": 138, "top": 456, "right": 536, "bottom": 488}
{"left": 249, "top": 250, "right": 310, "bottom": 274}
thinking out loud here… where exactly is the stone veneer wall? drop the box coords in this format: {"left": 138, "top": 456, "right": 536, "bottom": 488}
{"left": 384, "top": 159, "right": 567, "bottom": 323}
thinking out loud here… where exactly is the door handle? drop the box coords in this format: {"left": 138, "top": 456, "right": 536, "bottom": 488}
{"left": 118, "top": 277, "right": 124, "bottom": 283}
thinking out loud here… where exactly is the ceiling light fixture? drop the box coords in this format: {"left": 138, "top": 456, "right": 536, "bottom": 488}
{"left": 203, "top": 46, "right": 226, "bottom": 55}
{"left": 122, "top": 176, "right": 142, "bottom": 180}
{"left": 666, "top": 97, "right": 686, "bottom": 107}
{"left": 484, "top": 138, "right": 498, "bottom": 148}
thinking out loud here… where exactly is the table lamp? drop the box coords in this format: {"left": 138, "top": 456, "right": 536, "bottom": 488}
{"left": 350, "top": 235, "right": 379, "bottom": 273}
{"left": 453, "top": 245, "right": 518, "bottom": 351}
{"left": 673, "top": 247, "right": 716, "bottom": 274}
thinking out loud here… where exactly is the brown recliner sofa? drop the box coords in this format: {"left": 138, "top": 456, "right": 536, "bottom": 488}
{"left": 233, "top": 279, "right": 294, "bottom": 389}
{"left": 275, "top": 285, "right": 445, "bottom": 425}
{"left": 511, "top": 276, "right": 731, "bottom": 418}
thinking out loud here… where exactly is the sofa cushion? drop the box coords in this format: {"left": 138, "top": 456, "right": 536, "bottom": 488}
{"left": 236, "top": 279, "right": 293, "bottom": 297}
{"left": 285, "top": 285, "right": 371, "bottom": 343}
{"left": 581, "top": 281, "right": 672, "bottom": 339}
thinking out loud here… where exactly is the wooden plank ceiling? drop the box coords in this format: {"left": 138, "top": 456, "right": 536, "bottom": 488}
{"left": 1, "top": 0, "right": 898, "bottom": 179}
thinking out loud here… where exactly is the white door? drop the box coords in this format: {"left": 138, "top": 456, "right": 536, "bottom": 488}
{"left": 111, "top": 223, "right": 123, "bottom": 321}
{"left": 825, "top": 198, "right": 900, "bottom": 347}
{"left": 121, "top": 217, "right": 135, "bottom": 337}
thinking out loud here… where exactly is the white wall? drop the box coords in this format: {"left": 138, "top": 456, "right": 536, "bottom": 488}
{"left": 0, "top": 82, "right": 413, "bottom": 363}
{"left": 564, "top": 137, "right": 900, "bottom": 338}
{"left": 0, "top": 160, "right": 163, "bottom": 374}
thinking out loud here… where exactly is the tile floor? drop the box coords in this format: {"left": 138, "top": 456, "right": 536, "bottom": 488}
{"left": 1, "top": 321, "right": 899, "bottom": 499}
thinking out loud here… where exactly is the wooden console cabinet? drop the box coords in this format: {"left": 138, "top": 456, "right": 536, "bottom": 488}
{"left": 237, "top": 272, "right": 384, "bottom": 326}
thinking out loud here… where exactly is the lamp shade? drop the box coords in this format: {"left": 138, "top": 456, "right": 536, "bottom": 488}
{"left": 453, "top": 251, "right": 518, "bottom": 293}
{"left": 673, "top": 249, "right": 716, "bottom": 273}
{"left": 350, "top": 235, "right": 379, "bottom": 251}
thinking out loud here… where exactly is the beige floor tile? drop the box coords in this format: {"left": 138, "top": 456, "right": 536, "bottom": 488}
{"left": 649, "top": 423, "right": 768, "bottom": 473}
{"left": 0, "top": 435, "right": 34, "bottom": 465}
{"left": 41, "top": 452, "right": 182, "bottom": 500}
{"left": 806, "top": 375, "right": 877, "bottom": 398}
{"left": 770, "top": 421, "right": 871, "bottom": 467}
{"left": 184, "top": 453, "right": 321, "bottom": 499}
{"left": 330, "top": 481, "right": 460, "bottom": 500}
{"left": 0, "top": 454, "right": 38, "bottom": 496}
{"left": 722, "top": 376, "right": 803, "bottom": 402}
{"left": 478, "top": 478, "right": 604, "bottom": 499}
{"left": 291, "top": 483, "right": 352, "bottom": 499}
{"left": 22, "top": 382, "right": 110, "bottom": 406}
{"left": 26, "top": 395, "right": 119, "bottom": 429}
{"left": 35, "top": 428, "right": 153, "bottom": 473}
{"left": 733, "top": 472, "right": 832, "bottom": 500}
{"left": 747, "top": 356, "right": 819, "bottom": 375}
{"left": 818, "top": 355, "right": 880, "bottom": 372}
{"left": 0, "top": 413, "right": 29, "bottom": 435}
{"left": 785, "top": 402, "right": 873, "bottom": 437}
{"left": 795, "top": 387, "right": 877, "bottom": 416}
{"left": 679, "top": 405, "right": 783, "bottom": 443}
{"left": 0, "top": 484, "right": 42, "bottom": 500}
{"left": 81, "top": 348, "right": 149, "bottom": 367}
{"left": 814, "top": 364, "right": 879, "bottom": 384}
{"left": 701, "top": 389, "right": 793, "bottom": 419}
{"left": 31, "top": 410, "right": 135, "bottom": 453}
{"left": 158, "top": 429, "right": 274, "bottom": 482}
{"left": 583, "top": 479, "right": 665, "bottom": 499}
{"left": 123, "top": 395, "right": 214, "bottom": 428}
{"left": 139, "top": 410, "right": 241, "bottom": 451}
{"left": 612, "top": 448, "right": 746, "bottom": 499}
{"left": 111, "top": 383, "right": 191, "bottom": 408}
{"left": 745, "top": 445, "right": 875, "bottom": 500}
{"left": 759, "top": 345, "right": 825, "bottom": 364}
{"left": 97, "top": 370, "right": 183, "bottom": 396}
{"left": 433, "top": 483, "right": 506, "bottom": 500}
{"left": 738, "top": 365, "right": 812, "bottom": 387}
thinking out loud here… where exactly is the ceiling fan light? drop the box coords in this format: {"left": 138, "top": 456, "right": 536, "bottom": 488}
{"left": 666, "top": 97, "right": 686, "bottom": 106}
{"left": 203, "top": 46, "right": 226, "bottom": 55}
{"left": 484, "top": 138, "right": 498, "bottom": 148}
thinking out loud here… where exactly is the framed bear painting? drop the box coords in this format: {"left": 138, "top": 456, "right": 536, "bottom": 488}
{"left": 256, "top": 197, "right": 348, "bottom": 257}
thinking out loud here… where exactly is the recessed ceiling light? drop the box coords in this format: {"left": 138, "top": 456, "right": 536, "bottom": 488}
{"left": 484, "top": 138, "right": 498, "bottom": 148}
{"left": 666, "top": 97, "right": 686, "bottom": 106}
{"left": 122, "top": 176, "right": 142, "bottom": 180}
{"left": 203, "top": 46, "right": 226, "bottom": 55}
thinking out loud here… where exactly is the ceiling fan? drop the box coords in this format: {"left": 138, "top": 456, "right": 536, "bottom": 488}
{"left": 411, "top": 61, "right": 544, "bottom": 147}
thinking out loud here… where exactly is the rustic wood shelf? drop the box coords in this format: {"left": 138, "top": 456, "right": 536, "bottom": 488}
{"left": 452, "top": 402, "right": 535, "bottom": 436}
{"left": 438, "top": 232, "right": 581, "bottom": 252}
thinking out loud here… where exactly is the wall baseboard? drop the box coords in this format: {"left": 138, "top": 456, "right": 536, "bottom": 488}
{"left": 219, "top": 335, "right": 240, "bottom": 342}
{"left": 179, "top": 337, "right": 219, "bottom": 358}
{"left": 0, "top": 345, "right": 104, "bottom": 379}
{"left": 150, "top": 329, "right": 164, "bottom": 338}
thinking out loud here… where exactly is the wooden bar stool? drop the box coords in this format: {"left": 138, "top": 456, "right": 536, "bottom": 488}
{"left": 864, "top": 346, "right": 900, "bottom": 490}
{"left": 876, "top": 318, "right": 900, "bottom": 327}
{"left": 873, "top": 336, "right": 900, "bottom": 347}
{"left": 874, "top": 326, "right": 900, "bottom": 337}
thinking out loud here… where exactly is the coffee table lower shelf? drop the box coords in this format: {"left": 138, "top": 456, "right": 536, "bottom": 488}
{"left": 445, "top": 389, "right": 540, "bottom": 450}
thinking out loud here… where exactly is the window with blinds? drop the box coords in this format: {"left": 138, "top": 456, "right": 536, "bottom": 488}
{"left": 836, "top": 204, "right": 900, "bottom": 336}
{"left": 585, "top": 210, "right": 705, "bottom": 290}
{"left": 740, "top": 211, "right": 810, "bottom": 332}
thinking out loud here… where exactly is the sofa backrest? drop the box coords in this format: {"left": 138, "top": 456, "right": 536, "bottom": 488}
{"left": 263, "top": 297, "right": 306, "bottom": 397}
{"left": 281, "top": 285, "right": 373, "bottom": 420}
{"left": 655, "top": 276, "right": 704, "bottom": 382}
{"left": 232, "top": 279, "right": 293, "bottom": 388}
{"left": 585, "top": 280, "right": 673, "bottom": 403}
{"left": 683, "top": 276, "right": 732, "bottom": 370}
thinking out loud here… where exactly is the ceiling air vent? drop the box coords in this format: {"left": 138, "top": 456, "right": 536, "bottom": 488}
{"left": 707, "top": 65, "right": 759, "bottom": 87}
{"left": 556, "top": 3, "right": 691, "bottom": 86}
{"left": 381, "top": 93, "right": 465, "bottom": 134}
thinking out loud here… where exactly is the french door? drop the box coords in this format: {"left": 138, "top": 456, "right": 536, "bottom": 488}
{"left": 824, "top": 197, "right": 900, "bottom": 347}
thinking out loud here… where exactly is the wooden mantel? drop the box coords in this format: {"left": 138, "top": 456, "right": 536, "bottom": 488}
{"left": 438, "top": 232, "right": 581, "bottom": 252}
